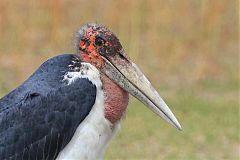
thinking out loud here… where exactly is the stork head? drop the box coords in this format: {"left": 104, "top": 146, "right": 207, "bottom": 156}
{"left": 76, "top": 23, "right": 182, "bottom": 130}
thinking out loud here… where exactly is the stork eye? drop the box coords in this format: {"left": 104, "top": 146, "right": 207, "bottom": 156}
{"left": 95, "top": 37, "right": 105, "bottom": 46}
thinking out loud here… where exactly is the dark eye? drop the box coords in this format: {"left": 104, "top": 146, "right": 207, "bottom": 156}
{"left": 95, "top": 37, "right": 105, "bottom": 46}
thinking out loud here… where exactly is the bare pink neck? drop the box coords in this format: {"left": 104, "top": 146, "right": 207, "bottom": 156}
{"left": 101, "top": 74, "right": 129, "bottom": 124}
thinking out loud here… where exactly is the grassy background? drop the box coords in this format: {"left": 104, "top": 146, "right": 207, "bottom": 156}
{"left": 0, "top": 0, "right": 239, "bottom": 159}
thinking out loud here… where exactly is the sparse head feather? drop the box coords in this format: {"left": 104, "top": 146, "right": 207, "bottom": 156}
{"left": 75, "top": 23, "right": 124, "bottom": 68}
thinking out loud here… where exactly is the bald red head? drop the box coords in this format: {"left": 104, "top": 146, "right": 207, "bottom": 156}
{"left": 76, "top": 23, "right": 123, "bottom": 69}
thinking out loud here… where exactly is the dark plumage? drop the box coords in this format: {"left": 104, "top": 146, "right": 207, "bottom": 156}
{"left": 0, "top": 54, "right": 96, "bottom": 159}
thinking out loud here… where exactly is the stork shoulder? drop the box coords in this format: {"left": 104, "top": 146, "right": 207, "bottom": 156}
{"left": 57, "top": 63, "right": 120, "bottom": 160}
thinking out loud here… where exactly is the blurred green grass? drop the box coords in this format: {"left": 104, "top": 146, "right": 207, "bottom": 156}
{"left": 0, "top": 0, "right": 239, "bottom": 159}
{"left": 106, "top": 85, "right": 239, "bottom": 159}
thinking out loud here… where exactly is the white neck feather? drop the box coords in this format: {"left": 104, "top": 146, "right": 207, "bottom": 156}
{"left": 57, "top": 62, "right": 120, "bottom": 160}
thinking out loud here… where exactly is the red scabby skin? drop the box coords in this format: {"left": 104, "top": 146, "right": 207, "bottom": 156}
{"left": 77, "top": 24, "right": 129, "bottom": 124}
{"left": 101, "top": 74, "right": 129, "bottom": 124}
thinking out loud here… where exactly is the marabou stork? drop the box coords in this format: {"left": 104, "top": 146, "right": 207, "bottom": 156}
{"left": 0, "top": 23, "right": 181, "bottom": 160}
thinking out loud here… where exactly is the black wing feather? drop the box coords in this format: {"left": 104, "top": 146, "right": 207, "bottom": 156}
{"left": 0, "top": 54, "right": 97, "bottom": 160}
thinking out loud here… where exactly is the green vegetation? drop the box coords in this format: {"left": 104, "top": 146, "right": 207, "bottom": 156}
{"left": 0, "top": 0, "right": 238, "bottom": 159}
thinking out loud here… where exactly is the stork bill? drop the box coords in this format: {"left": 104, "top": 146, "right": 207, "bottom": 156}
{"left": 77, "top": 23, "right": 181, "bottom": 130}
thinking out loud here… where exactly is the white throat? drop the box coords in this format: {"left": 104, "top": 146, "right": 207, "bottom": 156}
{"left": 57, "top": 62, "right": 120, "bottom": 160}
